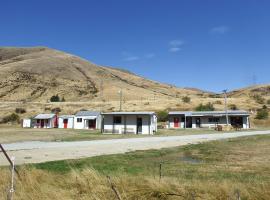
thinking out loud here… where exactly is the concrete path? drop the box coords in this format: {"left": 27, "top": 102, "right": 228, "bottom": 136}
{"left": 1, "top": 130, "right": 270, "bottom": 166}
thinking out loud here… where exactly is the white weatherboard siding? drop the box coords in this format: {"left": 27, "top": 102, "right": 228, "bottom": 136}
{"left": 58, "top": 117, "right": 74, "bottom": 129}
{"left": 22, "top": 119, "right": 31, "bottom": 128}
{"left": 74, "top": 115, "right": 102, "bottom": 129}
{"left": 168, "top": 115, "right": 249, "bottom": 129}
{"left": 103, "top": 114, "right": 156, "bottom": 134}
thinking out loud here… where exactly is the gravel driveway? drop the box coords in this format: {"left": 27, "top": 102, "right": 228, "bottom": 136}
{"left": 1, "top": 130, "right": 270, "bottom": 166}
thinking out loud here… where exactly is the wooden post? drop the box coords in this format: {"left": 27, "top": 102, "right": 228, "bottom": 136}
{"left": 0, "top": 144, "right": 20, "bottom": 179}
{"left": 159, "top": 162, "right": 162, "bottom": 182}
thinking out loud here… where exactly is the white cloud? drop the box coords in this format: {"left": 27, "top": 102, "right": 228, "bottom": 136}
{"left": 122, "top": 52, "right": 140, "bottom": 61}
{"left": 145, "top": 53, "right": 155, "bottom": 58}
{"left": 169, "top": 47, "right": 181, "bottom": 52}
{"left": 169, "top": 39, "right": 185, "bottom": 53}
{"left": 210, "top": 26, "right": 230, "bottom": 34}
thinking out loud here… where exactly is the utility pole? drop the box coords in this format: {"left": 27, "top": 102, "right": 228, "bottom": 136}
{"left": 118, "top": 89, "right": 123, "bottom": 111}
{"left": 223, "top": 89, "right": 229, "bottom": 126}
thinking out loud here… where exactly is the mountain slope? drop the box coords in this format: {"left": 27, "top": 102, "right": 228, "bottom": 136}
{"left": 0, "top": 47, "right": 206, "bottom": 102}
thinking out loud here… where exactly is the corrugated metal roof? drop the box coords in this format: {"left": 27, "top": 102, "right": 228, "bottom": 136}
{"left": 169, "top": 110, "right": 249, "bottom": 116}
{"left": 59, "top": 115, "right": 75, "bottom": 118}
{"left": 102, "top": 111, "right": 155, "bottom": 115}
{"left": 75, "top": 111, "right": 100, "bottom": 116}
{"left": 34, "top": 114, "right": 56, "bottom": 119}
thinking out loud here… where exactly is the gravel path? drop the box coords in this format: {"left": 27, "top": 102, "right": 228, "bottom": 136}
{"left": 1, "top": 130, "right": 270, "bottom": 166}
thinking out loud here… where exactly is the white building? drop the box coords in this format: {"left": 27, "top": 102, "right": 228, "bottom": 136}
{"left": 58, "top": 115, "right": 74, "bottom": 129}
{"left": 74, "top": 111, "right": 102, "bottom": 130}
{"left": 33, "top": 114, "right": 57, "bottom": 128}
{"left": 168, "top": 110, "right": 250, "bottom": 129}
{"left": 22, "top": 118, "right": 32, "bottom": 128}
{"left": 102, "top": 112, "right": 157, "bottom": 134}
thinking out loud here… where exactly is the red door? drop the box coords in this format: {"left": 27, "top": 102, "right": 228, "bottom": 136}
{"left": 174, "top": 117, "right": 179, "bottom": 128}
{"left": 63, "top": 119, "right": 68, "bottom": 129}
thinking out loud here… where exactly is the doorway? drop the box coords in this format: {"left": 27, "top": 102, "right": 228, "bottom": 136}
{"left": 88, "top": 119, "right": 96, "bottom": 129}
{"left": 136, "top": 117, "right": 142, "bottom": 134}
{"left": 174, "top": 117, "right": 179, "bottom": 128}
{"left": 40, "top": 119, "right": 44, "bottom": 128}
{"left": 230, "top": 117, "right": 243, "bottom": 128}
{"left": 63, "top": 119, "right": 68, "bottom": 128}
{"left": 195, "top": 118, "right": 201, "bottom": 128}
{"left": 186, "top": 117, "right": 192, "bottom": 128}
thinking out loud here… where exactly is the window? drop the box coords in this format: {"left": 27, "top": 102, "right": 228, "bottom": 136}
{"left": 113, "top": 116, "right": 122, "bottom": 124}
{"left": 208, "top": 117, "right": 220, "bottom": 123}
{"left": 77, "top": 118, "right": 82, "bottom": 123}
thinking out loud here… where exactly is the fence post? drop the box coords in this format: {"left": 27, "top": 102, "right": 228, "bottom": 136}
{"left": 159, "top": 162, "right": 162, "bottom": 182}
{"left": 235, "top": 189, "right": 241, "bottom": 200}
{"left": 7, "top": 157, "right": 15, "bottom": 200}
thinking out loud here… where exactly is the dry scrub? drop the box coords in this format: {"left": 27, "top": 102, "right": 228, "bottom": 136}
{"left": 0, "top": 167, "right": 269, "bottom": 200}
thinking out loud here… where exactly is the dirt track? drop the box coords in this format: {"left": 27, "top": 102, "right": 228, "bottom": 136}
{"left": 1, "top": 130, "right": 270, "bottom": 166}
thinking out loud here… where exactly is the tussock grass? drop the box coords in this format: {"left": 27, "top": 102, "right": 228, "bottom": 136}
{"left": 1, "top": 135, "right": 270, "bottom": 199}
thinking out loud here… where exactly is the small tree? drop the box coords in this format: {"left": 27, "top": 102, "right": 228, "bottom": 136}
{"left": 1, "top": 113, "right": 20, "bottom": 124}
{"left": 61, "top": 97, "right": 66, "bottom": 102}
{"left": 229, "top": 104, "right": 238, "bottom": 110}
{"left": 182, "top": 96, "right": 191, "bottom": 103}
{"left": 15, "top": 108, "right": 26, "bottom": 114}
{"left": 157, "top": 110, "right": 168, "bottom": 122}
{"left": 267, "top": 99, "right": 270, "bottom": 105}
{"left": 256, "top": 106, "right": 269, "bottom": 120}
{"left": 50, "top": 94, "right": 60, "bottom": 102}
{"left": 195, "top": 102, "right": 215, "bottom": 111}
{"left": 51, "top": 107, "right": 61, "bottom": 113}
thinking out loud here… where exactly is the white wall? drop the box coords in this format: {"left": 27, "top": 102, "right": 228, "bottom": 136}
{"left": 103, "top": 114, "right": 156, "bottom": 134}
{"left": 168, "top": 115, "right": 249, "bottom": 129}
{"left": 58, "top": 117, "right": 74, "bottom": 129}
{"left": 22, "top": 119, "right": 31, "bottom": 128}
{"left": 33, "top": 118, "right": 54, "bottom": 128}
{"left": 74, "top": 115, "right": 101, "bottom": 130}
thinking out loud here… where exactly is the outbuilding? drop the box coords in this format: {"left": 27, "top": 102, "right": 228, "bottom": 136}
{"left": 22, "top": 118, "right": 32, "bottom": 128}
{"left": 168, "top": 110, "right": 250, "bottom": 129}
{"left": 74, "top": 111, "right": 102, "bottom": 130}
{"left": 58, "top": 115, "right": 74, "bottom": 129}
{"left": 33, "top": 114, "right": 58, "bottom": 128}
{"left": 102, "top": 112, "right": 157, "bottom": 134}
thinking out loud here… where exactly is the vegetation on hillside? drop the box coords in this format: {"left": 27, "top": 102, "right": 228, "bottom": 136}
{"left": 156, "top": 110, "right": 168, "bottom": 122}
{"left": 195, "top": 102, "right": 215, "bottom": 111}
{"left": 256, "top": 105, "right": 269, "bottom": 119}
{"left": 1, "top": 113, "right": 20, "bottom": 124}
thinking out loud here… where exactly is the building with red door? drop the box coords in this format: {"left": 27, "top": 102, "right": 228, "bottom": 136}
{"left": 168, "top": 110, "right": 250, "bottom": 129}
{"left": 58, "top": 115, "right": 74, "bottom": 129}
{"left": 33, "top": 114, "right": 58, "bottom": 128}
{"left": 74, "top": 111, "right": 101, "bottom": 130}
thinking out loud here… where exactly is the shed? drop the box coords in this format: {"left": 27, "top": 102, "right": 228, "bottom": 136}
{"left": 58, "top": 115, "right": 75, "bottom": 129}
{"left": 102, "top": 112, "right": 157, "bottom": 134}
{"left": 74, "top": 111, "right": 102, "bottom": 130}
{"left": 33, "top": 114, "right": 57, "bottom": 128}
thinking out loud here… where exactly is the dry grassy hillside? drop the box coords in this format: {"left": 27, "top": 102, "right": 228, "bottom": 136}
{"left": 0, "top": 47, "right": 204, "bottom": 102}
{"left": 0, "top": 47, "right": 269, "bottom": 125}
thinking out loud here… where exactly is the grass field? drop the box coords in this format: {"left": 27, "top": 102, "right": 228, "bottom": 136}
{"left": 0, "top": 124, "right": 266, "bottom": 144}
{"left": 1, "top": 134, "right": 269, "bottom": 199}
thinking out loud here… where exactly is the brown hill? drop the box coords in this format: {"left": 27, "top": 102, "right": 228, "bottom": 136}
{"left": 0, "top": 47, "right": 206, "bottom": 103}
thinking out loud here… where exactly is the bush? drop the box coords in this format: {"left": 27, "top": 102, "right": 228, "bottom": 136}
{"left": 195, "top": 103, "right": 215, "bottom": 111}
{"left": 229, "top": 104, "right": 238, "bottom": 110}
{"left": 214, "top": 100, "right": 222, "bottom": 105}
{"left": 51, "top": 107, "right": 61, "bottom": 113}
{"left": 61, "top": 97, "right": 66, "bottom": 102}
{"left": 182, "top": 96, "right": 191, "bottom": 103}
{"left": 256, "top": 106, "right": 269, "bottom": 120}
{"left": 157, "top": 110, "right": 168, "bottom": 122}
{"left": 50, "top": 94, "right": 60, "bottom": 102}
{"left": 253, "top": 94, "right": 265, "bottom": 104}
{"left": 1, "top": 113, "right": 20, "bottom": 124}
{"left": 267, "top": 99, "right": 270, "bottom": 105}
{"left": 15, "top": 108, "right": 26, "bottom": 114}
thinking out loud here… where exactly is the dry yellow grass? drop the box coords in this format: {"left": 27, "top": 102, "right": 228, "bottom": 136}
{"left": 0, "top": 167, "right": 269, "bottom": 200}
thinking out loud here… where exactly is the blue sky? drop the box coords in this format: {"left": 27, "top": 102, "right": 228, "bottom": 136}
{"left": 1, "top": 0, "right": 269, "bottom": 92}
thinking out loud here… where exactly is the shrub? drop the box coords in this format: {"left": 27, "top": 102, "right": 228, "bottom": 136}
{"left": 229, "top": 104, "right": 238, "bottom": 110}
{"left": 267, "top": 99, "right": 270, "bottom": 105}
{"left": 256, "top": 106, "right": 269, "bottom": 120}
{"left": 157, "top": 110, "right": 168, "bottom": 122}
{"left": 51, "top": 107, "right": 61, "bottom": 113}
{"left": 214, "top": 100, "right": 222, "bottom": 105}
{"left": 50, "top": 94, "right": 60, "bottom": 102}
{"left": 195, "top": 103, "right": 215, "bottom": 111}
{"left": 182, "top": 96, "right": 191, "bottom": 103}
{"left": 1, "top": 113, "right": 20, "bottom": 124}
{"left": 253, "top": 94, "right": 265, "bottom": 104}
{"left": 15, "top": 107, "right": 26, "bottom": 114}
{"left": 61, "top": 97, "right": 66, "bottom": 102}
